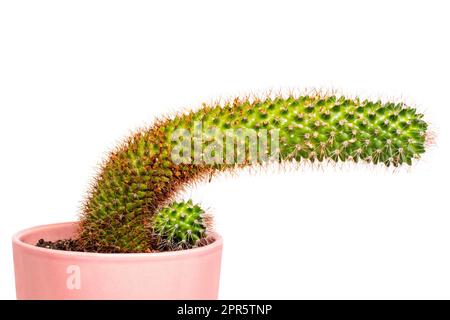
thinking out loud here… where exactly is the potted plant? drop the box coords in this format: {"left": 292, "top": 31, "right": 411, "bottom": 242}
{"left": 12, "top": 93, "right": 429, "bottom": 299}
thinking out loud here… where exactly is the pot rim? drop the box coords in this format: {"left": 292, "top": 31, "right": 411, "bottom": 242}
{"left": 12, "top": 221, "right": 223, "bottom": 260}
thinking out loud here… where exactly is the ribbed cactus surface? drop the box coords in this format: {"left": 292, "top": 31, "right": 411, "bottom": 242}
{"left": 152, "top": 200, "right": 210, "bottom": 250}
{"left": 79, "top": 94, "right": 428, "bottom": 252}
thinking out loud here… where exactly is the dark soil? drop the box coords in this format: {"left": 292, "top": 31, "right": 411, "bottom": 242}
{"left": 36, "top": 238, "right": 82, "bottom": 251}
{"left": 35, "top": 236, "right": 216, "bottom": 253}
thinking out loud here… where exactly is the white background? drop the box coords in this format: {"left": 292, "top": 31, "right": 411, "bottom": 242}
{"left": 1, "top": 0, "right": 449, "bottom": 299}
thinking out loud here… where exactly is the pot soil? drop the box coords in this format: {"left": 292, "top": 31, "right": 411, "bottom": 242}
{"left": 12, "top": 222, "right": 223, "bottom": 300}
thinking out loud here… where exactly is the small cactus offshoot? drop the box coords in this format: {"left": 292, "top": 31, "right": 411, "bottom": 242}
{"left": 152, "top": 200, "right": 211, "bottom": 250}
{"left": 78, "top": 92, "right": 430, "bottom": 253}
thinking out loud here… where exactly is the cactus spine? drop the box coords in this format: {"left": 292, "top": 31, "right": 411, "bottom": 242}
{"left": 79, "top": 93, "right": 428, "bottom": 253}
{"left": 152, "top": 200, "right": 211, "bottom": 250}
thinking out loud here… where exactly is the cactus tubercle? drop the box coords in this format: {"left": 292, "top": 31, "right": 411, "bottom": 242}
{"left": 152, "top": 200, "right": 211, "bottom": 250}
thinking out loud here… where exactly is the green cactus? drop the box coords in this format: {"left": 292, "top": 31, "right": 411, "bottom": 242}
{"left": 152, "top": 200, "right": 211, "bottom": 250}
{"left": 79, "top": 93, "right": 429, "bottom": 253}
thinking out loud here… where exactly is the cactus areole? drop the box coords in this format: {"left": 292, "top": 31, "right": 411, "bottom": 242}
{"left": 66, "top": 93, "right": 430, "bottom": 253}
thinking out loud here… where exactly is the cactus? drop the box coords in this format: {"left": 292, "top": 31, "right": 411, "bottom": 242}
{"left": 151, "top": 200, "right": 211, "bottom": 251}
{"left": 79, "top": 93, "right": 429, "bottom": 253}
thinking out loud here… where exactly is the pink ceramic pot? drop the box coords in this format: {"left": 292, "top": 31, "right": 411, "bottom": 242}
{"left": 12, "top": 222, "right": 223, "bottom": 300}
